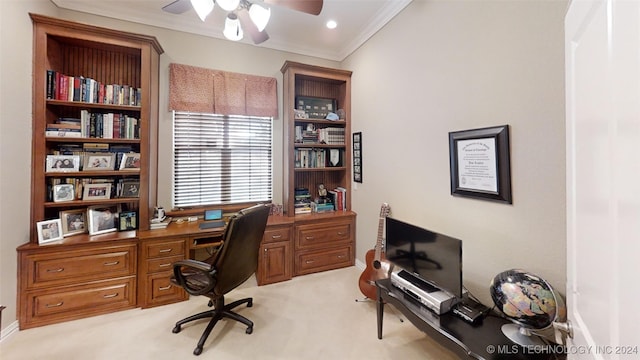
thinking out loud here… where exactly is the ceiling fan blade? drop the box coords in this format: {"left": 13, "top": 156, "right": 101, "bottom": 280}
{"left": 263, "top": 0, "right": 323, "bottom": 16}
{"left": 162, "top": 0, "right": 192, "bottom": 14}
{"left": 237, "top": 9, "right": 270, "bottom": 44}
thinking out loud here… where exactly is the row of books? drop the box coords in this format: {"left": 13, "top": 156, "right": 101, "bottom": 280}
{"left": 48, "top": 177, "right": 140, "bottom": 203}
{"left": 293, "top": 186, "right": 347, "bottom": 213}
{"left": 328, "top": 187, "right": 348, "bottom": 211}
{"left": 295, "top": 149, "right": 343, "bottom": 168}
{"left": 294, "top": 126, "right": 345, "bottom": 145}
{"left": 45, "top": 111, "right": 139, "bottom": 139}
{"left": 46, "top": 70, "right": 141, "bottom": 106}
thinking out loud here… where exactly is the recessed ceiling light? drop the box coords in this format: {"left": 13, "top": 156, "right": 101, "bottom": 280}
{"left": 326, "top": 20, "right": 337, "bottom": 29}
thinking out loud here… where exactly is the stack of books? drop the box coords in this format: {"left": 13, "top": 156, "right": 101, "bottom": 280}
{"left": 328, "top": 187, "right": 347, "bottom": 211}
{"left": 150, "top": 216, "right": 172, "bottom": 230}
{"left": 294, "top": 188, "right": 312, "bottom": 214}
{"left": 312, "top": 201, "right": 335, "bottom": 213}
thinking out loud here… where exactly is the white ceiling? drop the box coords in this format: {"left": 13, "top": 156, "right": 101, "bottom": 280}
{"left": 50, "top": 0, "right": 413, "bottom": 61}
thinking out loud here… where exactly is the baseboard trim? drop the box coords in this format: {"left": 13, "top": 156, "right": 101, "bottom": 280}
{"left": 355, "top": 258, "right": 365, "bottom": 270}
{"left": 0, "top": 320, "right": 19, "bottom": 342}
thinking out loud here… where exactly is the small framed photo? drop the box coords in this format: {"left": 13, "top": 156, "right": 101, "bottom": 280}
{"left": 121, "top": 181, "right": 140, "bottom": 198}
{"left": 83, "top": 183, "right": 112, "bottom": 200}
{"left": 118, "top": 211, "right": 137, "bottom": 231}
{"left": 120, "top": 153, "right": 141, "bottom": 170}
{"left": 88, "top": 205, "right": 118, "bottom": 235}
{"left": 36, "top": 219, "right": 63, "bottom": 245}
{"left": 53, "top": 184, "right": 75, "bottom": 202}
{"left": 60, "top": 209, "right": 87, "bottom": 237}
{"left": 84, "top": 153, "right": 115, "bottom": 171}
{"left": 46, "top": 155, "right": 80, "bottom": 172}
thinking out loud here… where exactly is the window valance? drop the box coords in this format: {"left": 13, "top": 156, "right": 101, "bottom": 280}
{"left": 169, "top": 63, "right": 278, "bottom": 118}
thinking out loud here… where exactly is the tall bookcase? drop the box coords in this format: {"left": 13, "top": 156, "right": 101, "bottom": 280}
{"left": 281, "top": 61, "right": 356, "bottom": 277}
{"left": 16, "top": 14, "right": 163, "bottom": 330}
{"left": 281, "top": 61, "right": 353, "bottom": 215}
{"left": 29, "top": 13, "right": 163, "bottom": 238}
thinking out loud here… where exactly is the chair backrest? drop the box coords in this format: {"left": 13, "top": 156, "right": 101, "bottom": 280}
{"left": 211, "top": 204, "right": 270, "bottom": 296}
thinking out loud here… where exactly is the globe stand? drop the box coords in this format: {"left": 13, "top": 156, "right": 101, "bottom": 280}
{"left": 501, "top": 324, "right": 546, "bottom": 346}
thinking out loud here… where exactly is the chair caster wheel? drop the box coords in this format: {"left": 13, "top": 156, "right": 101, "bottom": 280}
{"left": 246, "top": 326, "right": 253, "bottom": 334}
{"left": 172, "top": 325, "right": 181, "bottom": 333}
{"left": 247, "top": 299, "right": 253, "bottom": 307}
{"left": 193, "top": 347, "right": 203, "bottom": 356}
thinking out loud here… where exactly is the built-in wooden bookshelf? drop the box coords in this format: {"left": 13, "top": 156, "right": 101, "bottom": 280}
{"left": 29, "top": 13, "right": 163, "bottom": 239}
{"left": 18, "top": 13, "right": 163, "bottom": 330}
{"left": 281, "top": 61, "right": 353, "bottom": 216}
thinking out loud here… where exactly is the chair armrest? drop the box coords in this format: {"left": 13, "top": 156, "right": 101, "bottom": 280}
{"left": 172, "top": 259, "right": 218, "bottom": 296}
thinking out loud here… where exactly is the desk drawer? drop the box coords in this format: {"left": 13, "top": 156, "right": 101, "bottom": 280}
{"left": 295, "top": 246, "right": 353, "bottom": 275}
{"left": 25, "top": 244, "right": 136, "bottom": 288}
{"left": 145, "top": 272, "right": 187, "bottom": 307}
{"left": 296, "top": 223, "right": 351, "bottom": 250}
{"left": 23, "top": 277, "right": 136, "bottom": 329}
{"left": 145, "top": 239, "right": 186, "bottom": 259}
{"left": 262, "top": 226, "right": 292, "bottom": 245}
{"left": 147, "top": 255, "right": 183, "bottom": 273}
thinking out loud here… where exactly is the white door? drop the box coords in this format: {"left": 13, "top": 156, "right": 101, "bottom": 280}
{"left": 565, "top": 0, "right": 640, "bottom": 358}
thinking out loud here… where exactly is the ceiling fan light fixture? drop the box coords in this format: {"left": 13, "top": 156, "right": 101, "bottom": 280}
{"left": 249, "top": 3, "right": 271, "bottom": 32}
{"left": 223, "top": 13, "right": 244, "bottom": 41}
{"left": 190, "top": 0, "right": 215, "bottom": 21}
{"left": 217, "top": 0, "right": 240, "bottom": 12}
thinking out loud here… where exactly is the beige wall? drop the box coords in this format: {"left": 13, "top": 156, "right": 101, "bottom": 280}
{"left": 1, "top": 0, "right": 567, "bottom": 333}
{"left": 343, "top": 0, "right": 568, "bottom": 305}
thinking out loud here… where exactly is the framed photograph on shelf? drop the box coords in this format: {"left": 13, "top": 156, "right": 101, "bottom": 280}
{"left": 53, "top": 184, "right": 75, "bottom": 202}
{"left": 121, "top": 181, "right": 140, "bottom": 198}
{"left": 36, "top": 219, "right": 63, "bottom": 245}
{"left": 83, "top": 183, "right": 112, "bottom": 200}
{"left": 88, "top": 205, "right": 118, "bottom": 235}
{"left": 448, "top": 125, "right": 512, "bottom": 204}
{"left": 119, "top": 153, "right": 141, "bottom": 170}
{"left": 83, "top": 153, "right": 115, "bottom": 171}
{"left": 46, "top": 155, "right": 80, "bottom": 172}
{"left": 118, "top": 211, "right": 137, "bottom": 231}
{"left": 352, "top": 132, "right": 362, "bottom": 183}
{"left": 59, "top": 209, "right": 87, "bottom": 237}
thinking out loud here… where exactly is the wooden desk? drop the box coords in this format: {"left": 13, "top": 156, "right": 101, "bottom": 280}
{"left": 376, "top": 279, "right": 565, "bottom": 360}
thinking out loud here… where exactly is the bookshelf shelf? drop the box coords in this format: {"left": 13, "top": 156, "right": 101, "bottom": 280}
{"left": 44, "top": 197, "right": 140, "bottom": 208}
{"left": 47, "top": 99, "right": 141, "bottom": 111}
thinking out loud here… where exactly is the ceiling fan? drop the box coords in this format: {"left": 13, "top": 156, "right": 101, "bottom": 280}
{"left": 162, "top": 0, "right": 323, "bottom": 44}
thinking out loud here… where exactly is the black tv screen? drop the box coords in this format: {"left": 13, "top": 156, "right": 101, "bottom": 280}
{"left": 385, "top": 217, "right": 463, "bottom": 298}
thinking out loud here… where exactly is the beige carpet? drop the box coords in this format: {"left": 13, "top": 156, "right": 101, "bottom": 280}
{"left": 0, "top": 266, "right": 458, "bottom": 359}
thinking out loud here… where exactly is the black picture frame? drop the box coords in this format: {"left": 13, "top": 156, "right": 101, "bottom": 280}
{"left": 448, "top": 125, "right": 512, "bottom": 204}
{"left": 353, "top": 132, "right": 362, "bottom": 183}
{"left": 118, "top": 211, "right": 138, "bottom": 231}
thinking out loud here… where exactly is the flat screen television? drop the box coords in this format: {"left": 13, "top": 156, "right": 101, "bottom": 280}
{"left": 385, "top": 217, "right": 463, "bottom": 298}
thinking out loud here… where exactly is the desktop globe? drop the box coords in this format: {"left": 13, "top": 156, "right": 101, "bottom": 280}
{"left": 489, "top": 269, "right": 566, "bottom": 346}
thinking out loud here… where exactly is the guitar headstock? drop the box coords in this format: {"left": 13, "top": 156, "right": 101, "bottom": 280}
{"left": 379, "top": 203, "right": 391, "bottom": 218}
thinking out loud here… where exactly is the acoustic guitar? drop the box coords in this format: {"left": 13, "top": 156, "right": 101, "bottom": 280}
{"left": 358, "top": 203, "right": 392, "bottom": 300}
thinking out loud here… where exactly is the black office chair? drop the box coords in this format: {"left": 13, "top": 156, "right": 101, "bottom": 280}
{"left": 170, "top": 204, "right": 270, "bottom": 355}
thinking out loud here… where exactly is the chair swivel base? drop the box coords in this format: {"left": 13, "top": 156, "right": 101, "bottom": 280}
{"left": 172, "top": 296, "right": 254, "bottom": 356}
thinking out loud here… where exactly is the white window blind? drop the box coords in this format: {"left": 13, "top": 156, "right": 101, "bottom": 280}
{"left": 173, "top": 111, "right": 272, "bottom": 208}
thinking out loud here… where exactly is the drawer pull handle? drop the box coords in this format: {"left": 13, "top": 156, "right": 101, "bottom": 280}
{"left": 46, "top": 268, "right": 64, "bottom": 273}
{"left": 305, "top": 260, "right": 315, "bottom": 264}
{"left": 159, "top": 263, "right": 171, "bottom": 268}
{"left": 337, "top": 255, "right": 346, "bottom": 259}
{"left": 271, "top": 234, "right": 282, "bottom": 239}
{"left": 46, "top": 302, "right": 64, "bottom": 308}
{"left": 305, "top": 236, "right": 314, "bottom": 240}
{"left": 103, "top": 261, "right": 120, "bottom": 266}
{"left": 337, "top": 232, "right": 346, "bottom": 236}
{"left": 103, "top": 293, "right": 119, "bottom": 299}
{"left": 159, "top": 248, "right": 173, "bottom": 253}
{"left": 159, "top": 285, "right": 172, "bottom": 291}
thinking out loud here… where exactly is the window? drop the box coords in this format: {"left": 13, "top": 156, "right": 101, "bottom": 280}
{"left": 173, "top": 111, "right": 272, "bottom": 208}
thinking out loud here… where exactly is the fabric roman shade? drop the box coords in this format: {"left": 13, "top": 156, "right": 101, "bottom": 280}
{"left": 169, "top": 63, "right": 278, "bottom": 118}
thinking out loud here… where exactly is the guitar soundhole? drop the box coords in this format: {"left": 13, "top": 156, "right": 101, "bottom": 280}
{"left": 373, "top": 260, "right": 381, "bottom": 269}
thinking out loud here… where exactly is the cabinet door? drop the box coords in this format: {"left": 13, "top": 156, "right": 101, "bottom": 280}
{"left": 258, "top": 241, "right": 292, "bottom": 285}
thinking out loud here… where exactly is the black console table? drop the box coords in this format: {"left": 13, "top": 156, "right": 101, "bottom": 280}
{"left": 376, "top": 279, "right": 565, "bottom": 360}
